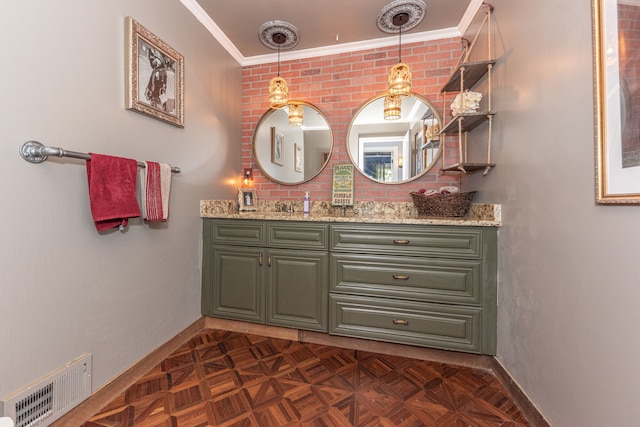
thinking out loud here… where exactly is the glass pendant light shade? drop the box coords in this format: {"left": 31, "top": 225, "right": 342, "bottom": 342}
{"left": 383, "top": 94, "right": 402, "bottom": 120}
{"left": 388, "top": 62, "right": 412, "bottom": 97}
{"left": 288, "top": 103, "right": 303, "bottom": 126}
{"left": 269, "top": 76, "right": 288, "bottom": 109}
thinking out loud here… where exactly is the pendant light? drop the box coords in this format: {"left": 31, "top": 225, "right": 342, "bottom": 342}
{"left": 258, "top": 21, "right": 300, "bottom": 110}
{"left": 288, "top": 103, "right": 304, "bottom": 126}
{"left": 384, "top": 94, "right": 402, "bottom": 120}
{"left": 387, "top": 12, "right": 412, "bottom": 98}
{"left": 269, "top": 33, "right": 288, "bottom": 109}
{"left": 377, "top": 1, "right": 427, "bottom": 102}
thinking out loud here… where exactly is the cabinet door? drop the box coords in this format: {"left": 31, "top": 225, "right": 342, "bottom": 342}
{"left": 266, "top": 249, "right": 328, "bottom": 332}
{"left": 205, "top": 245, "right": 265, "bottom": 323}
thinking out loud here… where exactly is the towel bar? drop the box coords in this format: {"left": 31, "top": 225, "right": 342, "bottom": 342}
{"left": 19, "top": 141, "right": 181, "bottom": 173}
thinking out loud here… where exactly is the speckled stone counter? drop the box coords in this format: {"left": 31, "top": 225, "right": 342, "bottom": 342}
{"left": 200, "top": 200, "right": 501, "bottom": 227}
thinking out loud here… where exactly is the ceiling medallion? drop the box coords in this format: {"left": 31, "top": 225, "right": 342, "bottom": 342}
{"left": 258, "top": 20, "right": 300, "bottom": 50}
{"left": 377, "top": 0, "right": 427, "bottom": 34}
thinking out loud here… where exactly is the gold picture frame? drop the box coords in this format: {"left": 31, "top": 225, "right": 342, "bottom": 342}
{"left": 594, "top": 0, "right": 640, "bottom": 203}
{"left": 238, "top": 188, "right": 258, "bottom": 211}
{"left": 125, "top": 16, "right": 184, "bottom": 128}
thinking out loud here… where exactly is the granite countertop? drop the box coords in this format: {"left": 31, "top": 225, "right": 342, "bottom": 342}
{"left": 200, "top": 200, "right": 501, "bottom": 227}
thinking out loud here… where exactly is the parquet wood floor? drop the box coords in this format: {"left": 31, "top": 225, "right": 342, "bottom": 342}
{"left": 82, "top": 330, "right": 530, "bottom": 426}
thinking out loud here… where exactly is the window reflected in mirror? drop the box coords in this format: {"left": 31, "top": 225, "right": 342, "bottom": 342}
{"left": 347, "top": 92, "right": 442, "bottom": 184}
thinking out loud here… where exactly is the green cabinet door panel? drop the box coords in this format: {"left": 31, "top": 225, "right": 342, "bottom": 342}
{"left": 268, "top": 222, "right": 329, "bottom": 250}
{"left": 266, "top": 249, "right": 329, "bottom": 331}
{"left": 211, "top": 220, "right": 266, "bottom": 246}
{"left": 209, "top": 245, "right": 265, "bottom": 323}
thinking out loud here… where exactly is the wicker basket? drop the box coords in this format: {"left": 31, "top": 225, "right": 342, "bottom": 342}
{"left": 410, "top": 191, "right": 476, "bottom": 217}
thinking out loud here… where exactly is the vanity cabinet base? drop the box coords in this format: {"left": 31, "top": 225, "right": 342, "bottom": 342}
{"left": 203, "top": 219, "right": 497, "bottom": 354}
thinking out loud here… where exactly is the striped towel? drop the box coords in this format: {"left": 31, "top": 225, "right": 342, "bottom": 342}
{"left": 140, "top": 161, "right": 172, "bottom": 222}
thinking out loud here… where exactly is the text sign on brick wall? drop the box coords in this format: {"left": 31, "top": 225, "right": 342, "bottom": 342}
{"left": 332, "top": 164, "right": 354, "bottom": 206}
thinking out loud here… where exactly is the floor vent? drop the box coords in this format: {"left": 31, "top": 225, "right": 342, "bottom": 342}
{"left": 0, "top": 353, "right": 92, "bottom": 427}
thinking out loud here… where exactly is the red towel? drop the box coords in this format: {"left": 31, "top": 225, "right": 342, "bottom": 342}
{"left": 86, "top": 153, "right": 141, "bottom": 231}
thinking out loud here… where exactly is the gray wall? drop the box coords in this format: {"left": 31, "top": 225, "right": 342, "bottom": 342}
{"left": 464, "top": 1, "right": 640, "bottom": 425}
{"left": 0, "top": 1, "right": 241, "bottom": 397}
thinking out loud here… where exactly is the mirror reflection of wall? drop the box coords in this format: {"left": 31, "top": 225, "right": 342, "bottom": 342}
{"left": 253, "top": 102, "right": 333, "bottom": 185}
{"left": 347, "top": 93, "right": 442, "bottom": 184}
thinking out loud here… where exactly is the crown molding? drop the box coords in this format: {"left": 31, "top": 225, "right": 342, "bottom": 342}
{"left": 179, "top": 0, "right": 244, "bottom": 65}
{"left": 458, "top": 0, "right": 485, "bottom": 36}
{"left": 242, "top": 27, "right": 461, "bottom": 67}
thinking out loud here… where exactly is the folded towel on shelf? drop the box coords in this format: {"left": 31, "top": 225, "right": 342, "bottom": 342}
{"left": 140, "top": 161, "right": 172, "bottom": 222}
{"left": 86, "top": 153, "right": 141, "bottom": 231}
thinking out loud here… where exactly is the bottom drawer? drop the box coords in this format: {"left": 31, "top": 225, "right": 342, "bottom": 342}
{"left": 329, "top": 294, "right": 483, "bottom": 354}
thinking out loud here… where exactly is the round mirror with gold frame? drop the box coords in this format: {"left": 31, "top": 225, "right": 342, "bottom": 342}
{"left": 347, "top": 92, "right": 442, "bottom": 184}
{"left": 252, "top": 101, "right": 333, "bottom": 185}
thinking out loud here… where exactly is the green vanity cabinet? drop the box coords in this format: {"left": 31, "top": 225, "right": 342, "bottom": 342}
{"left": 202, "top": 218, "right": 498, "bottom": 355}
{"left": 202, "top": 219, "right": 329, "bottom": 332}
{"left": 329, "top": 223, "right": 498, "bottom": 354}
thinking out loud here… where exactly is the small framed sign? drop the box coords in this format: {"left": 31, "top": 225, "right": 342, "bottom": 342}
{"left": 331, "top": 164, "right": 354, "bottom": 206}
{"left": 238, "top": 188, "right": 258, "bottom": 211}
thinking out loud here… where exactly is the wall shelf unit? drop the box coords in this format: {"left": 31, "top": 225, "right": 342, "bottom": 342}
{"left": 440, "top": 4, "right": 495, "bottom": 176}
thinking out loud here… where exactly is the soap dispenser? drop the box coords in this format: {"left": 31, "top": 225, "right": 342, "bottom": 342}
{"left": 303, "top": 192, "right": 310, "bottom": 215}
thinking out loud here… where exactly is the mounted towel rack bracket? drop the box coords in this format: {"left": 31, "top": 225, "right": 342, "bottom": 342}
{"left": 19, "top": 141, "right": 181, "bottom": 173}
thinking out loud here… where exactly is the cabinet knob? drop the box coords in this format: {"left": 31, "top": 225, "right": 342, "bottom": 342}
{"left": 392, "top": 274, "right": 409, "bottom": 280}
{"left": 393, "top": 319, "right": 409, "bottom": 326}
{"left": 393, "top": 239, "right": 410, "bottom": 245}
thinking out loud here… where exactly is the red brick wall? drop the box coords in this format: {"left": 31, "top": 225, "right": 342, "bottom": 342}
{"left": 241, "top": 38, "right": 463, "bottom": 202}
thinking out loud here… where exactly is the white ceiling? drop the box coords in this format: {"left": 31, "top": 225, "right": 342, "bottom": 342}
{"left": 180, "top": 0, "right": 481, "bottom": 66}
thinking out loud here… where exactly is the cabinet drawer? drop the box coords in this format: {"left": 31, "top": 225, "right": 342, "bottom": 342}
{"left": 330, "top": 294, "right": 482, "bottom": 354}
{"left": 331, "top": 253, "right": 482, "bottom": 305}
{"left": 330, "top": 224, "right": 482, "bottom": 259}
{"left": 268, "top": 222, "right": 328, "bottom": 250}
{"left": 208, "top": 219, "right": 266, "bottom": 246}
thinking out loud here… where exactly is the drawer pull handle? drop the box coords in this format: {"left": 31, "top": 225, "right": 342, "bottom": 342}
{"left": 393, "top": 239, "right": 410, "bottom": 245}
{"left": 259, "top": 253, "right": 263, "bottom": 266}
{"left": 268, "top": 254, "right": 272, "bottom": 267}
{"left": 393, "top": 274, "right": 409, "bottom": 280}
{"left": 393, "top": 319, "right": 409, "bottom": 326}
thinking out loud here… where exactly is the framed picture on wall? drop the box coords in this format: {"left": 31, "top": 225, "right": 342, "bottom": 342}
{"left": 125, "top": 16, "right": 184, "bottom": 128}
{"left": 321, "top": 151, "right": 330, "bottom": 168}
{"left": 415, "top": 131, "right": 424, "bottom": 174}
{"left": 294, "top": 143, "right": 304, "bottom": 173}
{"left": 271, "top": 127, "right": 284, "bottom": 165}
{"left": 238, "top": 188, "right": 258, "bottom": 211}
{"left": 594, "top": 0, "right": 640, "bottom": 203}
